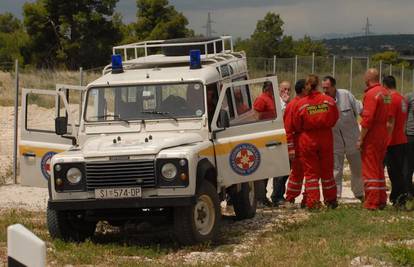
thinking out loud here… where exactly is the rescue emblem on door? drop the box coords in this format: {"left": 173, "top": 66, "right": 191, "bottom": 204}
{"left": 40, "top": 151, "right": 57, "bottom": 180}
{"left": 229, "top": 143, "right": 261, "bottom": 176}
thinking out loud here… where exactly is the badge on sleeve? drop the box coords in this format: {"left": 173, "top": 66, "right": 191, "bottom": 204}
{"left": 40, "top": 151, "right": 57, "bottom": 180}
{"left": 229, "top": 143, "right": 261, "bottom": 176}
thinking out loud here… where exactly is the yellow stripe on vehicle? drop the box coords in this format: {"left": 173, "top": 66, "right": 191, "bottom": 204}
{"left": 19, "top": 145, "right": 64, "bottom": 157}
{"left": 199, "top": 134, "right": 287, "bottom": 157}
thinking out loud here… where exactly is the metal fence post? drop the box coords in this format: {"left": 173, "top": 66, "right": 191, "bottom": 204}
{"left": 332, "top": 55, "right": 336, "bottom": 77}
{"left": 79, "top": 67, "right": 83, "bottom": 86}
{"left": 401, "top": 65, "right": 404, "bottom": 93}
{"left": 13, "top": 59, "right": 19, "bottom": 184}
{"left": 350, "top": 57, "right": 353, "bottom": 92}
{"left": 273, "top": 55, "right": 276, "bottom": 75}
{"left": 366, "top": 57, "right": 370, "bottom": 70}
{"left": 379, "top": 60, "right": 383, "bottom": 81}
{"left": 312, "top": 52, "right": 315, "bottom": 73}
{"left": 294, "top": 55, "right": 298, "bottom": 82}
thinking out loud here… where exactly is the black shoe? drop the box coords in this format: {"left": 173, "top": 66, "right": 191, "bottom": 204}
{"left": 356, "top": 196, "right": 364, "bottom": 203}
{"left": 326, "top": 200, "right": 338, "bottom": 209}
{"left": 262, "top": 198, "right": 274, "bottom": 207}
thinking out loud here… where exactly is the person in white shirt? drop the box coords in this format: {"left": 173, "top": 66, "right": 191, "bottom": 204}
{"left": 322, "top": 76, "right": 364, "bottom": 201}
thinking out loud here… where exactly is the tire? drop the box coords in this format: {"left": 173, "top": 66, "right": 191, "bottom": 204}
{"left": 174, "top": 181, "right": 221, "bottom": 245}
{"left": 231, "top": 181, "right": 257, "bottom": 220}
{"left": 47, "top": 206, "right": 96, "bottom": 242}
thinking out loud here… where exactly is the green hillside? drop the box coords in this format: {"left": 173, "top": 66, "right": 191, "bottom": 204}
{"left": 323, "top": 34, "right": 414, "bottom": 56}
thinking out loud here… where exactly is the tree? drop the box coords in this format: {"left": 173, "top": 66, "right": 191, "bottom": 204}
{"left": 293, "top": 36, "right": 327, "bottom": 56}
{"left": 23, "top": 0, "right": 123, "bottom": 69}
{"left": 0, "top": 13, "right": 28, "bottom": 69}
{"left": 372, "top": 51, "right": 408, "bottom": 67}
{"left": 248, "top": 12, "right": 285, "bottom": 58}
{"left": 134, "top": 0, "right": 193, "bottom": 41}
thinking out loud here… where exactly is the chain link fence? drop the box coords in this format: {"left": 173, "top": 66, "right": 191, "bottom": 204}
{"left": 247, "top": 55, "right": 414, "bottom": 100}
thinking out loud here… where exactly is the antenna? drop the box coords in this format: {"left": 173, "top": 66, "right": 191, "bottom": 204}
{"left": 362, "top": 17, "right": 372, "bottom": 36}
{"left": 202, "top": 12, "right": 216, "bottom": 37}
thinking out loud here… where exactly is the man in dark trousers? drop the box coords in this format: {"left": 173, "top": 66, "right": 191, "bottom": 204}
{"left": 383, "top": 76, "right": 410, "bottom": 207}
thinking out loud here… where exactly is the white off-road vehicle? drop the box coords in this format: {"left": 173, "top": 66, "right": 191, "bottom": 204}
{"left": 20, "top": 36, "right": 289, "bottom": 244}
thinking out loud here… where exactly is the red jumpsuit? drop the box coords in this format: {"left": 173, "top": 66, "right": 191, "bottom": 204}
{"left": 360, "top": 83, "right": 391, "bottom": 209}
{"left": 293, "top": 90, "right": 339, "bottom": 208}
{"left": 284, "top": 96, "right": 305, "bottom": 203}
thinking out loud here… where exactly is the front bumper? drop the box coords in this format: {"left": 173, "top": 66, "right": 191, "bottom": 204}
{"left": 48, "top": 196, "right": 196, "bottom": 211}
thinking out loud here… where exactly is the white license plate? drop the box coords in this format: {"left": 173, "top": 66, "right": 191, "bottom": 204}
{"left": 95, "top": 187, "right": 142, "bottom": 199}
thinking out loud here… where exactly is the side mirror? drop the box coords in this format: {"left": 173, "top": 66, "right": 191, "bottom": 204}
{"left": 55, "top": 117, "right": 68, "bottom": 135}
{"left": 218, "top": 109, "right": 230, "bottom": 128}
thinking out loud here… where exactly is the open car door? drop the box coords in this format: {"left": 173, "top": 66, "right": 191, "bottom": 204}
{"left": 211, "top": 76, "right": 290, "bottom": 187}
{"left": 20, "top": 85, "right": 85, "bottom": 187}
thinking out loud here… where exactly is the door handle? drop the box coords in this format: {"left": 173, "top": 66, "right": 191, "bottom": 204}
{"left": 265, "top": 141, "right": 282, "bottom": 147}
{"left": 23, "top": 152, "right": 36, "bottom": 158}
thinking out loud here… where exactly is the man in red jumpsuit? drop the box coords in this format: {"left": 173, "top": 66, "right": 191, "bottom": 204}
{"left": 284, "top": 79, "right": 306, "bottom": 205}
{"left": 357, "top": 68, "right": 391, "bottom": 210}
{"left": 292, "top": 75, "right": 339, "bottom": 209}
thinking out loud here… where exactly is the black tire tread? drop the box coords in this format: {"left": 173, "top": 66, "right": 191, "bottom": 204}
{"left": 174, "top": 181, "right": 221, "bottom": 245}
{"left": 232, "top": 182, "right": 257, "bottom": 220}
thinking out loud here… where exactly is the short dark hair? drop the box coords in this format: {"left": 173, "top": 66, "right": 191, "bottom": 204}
{"left": 383, "top": 75, "right": 396, "bottom": 89}
{"left": 295, "top": 79, "right": 306, "bottom": 95}
{"left": 323, "top": 75, "right": 336, "bottom": 87}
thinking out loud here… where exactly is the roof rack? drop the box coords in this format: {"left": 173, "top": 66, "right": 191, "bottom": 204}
{"left": 112, "top": 36, "right": 234, "bottom": 61}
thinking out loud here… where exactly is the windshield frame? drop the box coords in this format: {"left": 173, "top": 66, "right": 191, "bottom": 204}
{"left": 83, "top": 81, "right": 206, "bottom": 123}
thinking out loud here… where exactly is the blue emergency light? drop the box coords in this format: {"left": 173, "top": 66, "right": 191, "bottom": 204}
{"left": 190, "top": 49, "right": 201, "bottom": 69}
{"left": 111, "top": 54, "right": 124, "bottom": 74}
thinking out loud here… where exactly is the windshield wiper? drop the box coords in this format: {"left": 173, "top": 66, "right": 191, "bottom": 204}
{"left": 90, "top": 114, "right": 130, "bottom": 124}
{"left": 141, "top": 110, "right": 178, "bottom": 122}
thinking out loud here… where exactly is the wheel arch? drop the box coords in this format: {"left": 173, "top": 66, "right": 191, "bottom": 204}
{"left": 196, "top": 158, "right": 217, "bottom": 190}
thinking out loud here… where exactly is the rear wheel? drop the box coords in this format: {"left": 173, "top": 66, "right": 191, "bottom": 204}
{"left": 174, "top": 181, "right": 221, "bottom": 245}
{"left": 231, "top": 181, "right": 257, "bottom": 220}
{"left": 47, "top": 206, "right": 96, "bottom": 242}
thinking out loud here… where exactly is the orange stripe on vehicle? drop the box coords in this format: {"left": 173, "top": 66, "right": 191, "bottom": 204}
{"left": 19, "top": 145, "right": 64, "bottom": 157}
{"left": 199, "top": 134, "right": 286, "bottom": 157}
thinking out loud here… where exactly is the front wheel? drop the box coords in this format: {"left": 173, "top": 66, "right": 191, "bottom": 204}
{"left": 174, "top": 181, "right": 221, "bottom": 245}
{"left": 47, "top": 206, "right": 96, "bottom": 242}
{"left": 231, "top": 181, "right": 257, "bottom": 220}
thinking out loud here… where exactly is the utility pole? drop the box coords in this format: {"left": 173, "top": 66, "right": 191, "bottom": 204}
{"left": 203, "top": 12, "right": 216, "bottom": 37}
{"left": 362, "top": 17, "right": 372, "bottom": 37}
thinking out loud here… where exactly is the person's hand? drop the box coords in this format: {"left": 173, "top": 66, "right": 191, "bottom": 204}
{"left": 288, "top": 150, "right": 296, "bottom": 161}
{"left": 356, "top": 139, "right": 363, "bottom": 151}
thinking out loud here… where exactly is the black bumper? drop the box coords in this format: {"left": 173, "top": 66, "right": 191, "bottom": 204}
{"left": 48, "top": 196, "right": 196, "bottom": 211}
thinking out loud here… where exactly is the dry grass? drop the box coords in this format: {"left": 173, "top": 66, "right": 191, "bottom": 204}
{"left": 0, "top": 69, "right": 100, "bottom": 106}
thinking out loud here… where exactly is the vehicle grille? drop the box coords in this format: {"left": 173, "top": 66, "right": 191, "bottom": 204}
{"left": 85, "top": 160, "right": 156, "bottom": 190}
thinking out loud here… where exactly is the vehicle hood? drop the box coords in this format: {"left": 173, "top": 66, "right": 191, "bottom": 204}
{"left": 81, "top": 132, "right": 202, "bottom": 157}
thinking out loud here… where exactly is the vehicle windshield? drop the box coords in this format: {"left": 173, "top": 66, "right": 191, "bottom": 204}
{"left": 85, "top": 82, "right": 205, "bottom": 122}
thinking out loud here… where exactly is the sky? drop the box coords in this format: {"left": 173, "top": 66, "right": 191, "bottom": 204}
{"left": 1, "top": 0, "right": 413, "bottom": 39}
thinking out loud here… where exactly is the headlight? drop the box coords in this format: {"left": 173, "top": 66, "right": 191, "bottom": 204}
{"left": 161, "top": 163, "right": 177, "bottom": 180}
{"left": 66, "top": 167, "right": 82, "bottom": 185}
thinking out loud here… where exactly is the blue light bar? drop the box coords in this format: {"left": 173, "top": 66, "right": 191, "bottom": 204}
{"left": 111, "top": 54, "right": 123, "bottom": 74}
{"left": 190, "top": 49, "right": 201, "bottom": 69}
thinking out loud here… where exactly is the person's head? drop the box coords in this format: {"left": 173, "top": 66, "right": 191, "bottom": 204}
{"left": 364, "top": 68, "right": 380, "bottom": 87}
{"left": 322, "top": 76, "right": 337, "bottom": 98}
{"left": 305, "top": 74, "right": 319, "bottom": 94}
{"left": 279, "top": 81, "right": 291, "bottom": 103}
{"left": 383, "top": 75, "right": 396, "bottom": 90}
{"left": 262, "top": 81, "right": 274, "bottom": 96}
{"left": 295, "top": 79, "right": 306, "bottom": 96}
